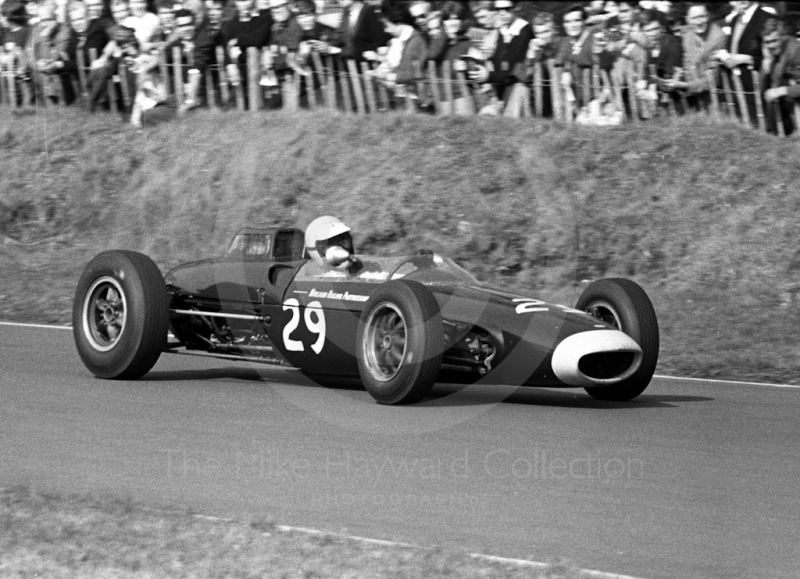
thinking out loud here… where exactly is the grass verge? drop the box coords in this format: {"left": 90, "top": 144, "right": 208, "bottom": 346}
{"left": 0, "top": 486, "right": 592, "bottom": 578}
{"left": 1, "top": 106, "right": 799, "bottom": 383}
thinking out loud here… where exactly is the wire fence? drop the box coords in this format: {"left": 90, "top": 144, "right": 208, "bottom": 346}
{"left": 1, "top": 46, "right": 799, "bottom": 135}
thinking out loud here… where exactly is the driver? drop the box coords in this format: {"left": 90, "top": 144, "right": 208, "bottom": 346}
{"left": 304, "top": 215, "right": 362, "bottom": 275}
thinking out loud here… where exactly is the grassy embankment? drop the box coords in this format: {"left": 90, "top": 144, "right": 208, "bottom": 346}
{"left": 1, "top": 106, "right": 799, "bottom": 383}
{"left": 0, "top": 486, "right": 581, "bottom": 578}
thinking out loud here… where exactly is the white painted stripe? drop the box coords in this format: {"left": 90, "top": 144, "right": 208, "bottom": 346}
{"left": 654, "top": 374, "right": 800, "bottom": 389}
{"left": 0, "top": 321, "right": 72, "bottom": 330}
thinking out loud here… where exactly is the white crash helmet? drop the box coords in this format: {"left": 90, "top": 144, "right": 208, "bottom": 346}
{"left": 304, "top": 215, "right": 354, "bottom": 267}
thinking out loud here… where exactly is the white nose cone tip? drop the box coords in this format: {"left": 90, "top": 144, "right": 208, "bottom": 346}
{"left": 551, "top": 330, "right": 643, "bottom": 387}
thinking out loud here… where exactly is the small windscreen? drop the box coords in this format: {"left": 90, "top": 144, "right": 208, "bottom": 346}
{"left": 273, "top": 229, "right": 306, "bottom": 261}
{"left": 228, "top": 233, "right": 271, "bottom": 257}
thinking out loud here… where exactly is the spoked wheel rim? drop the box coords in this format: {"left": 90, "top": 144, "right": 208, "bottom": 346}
{"left": 585, "top": 300, "right": 623, "bottom": 331}
{"left": 362, "top": 302, "right": 407, "bottom": 382}
{"left": 82, "top": 276, "right": 127, "bottom": 352}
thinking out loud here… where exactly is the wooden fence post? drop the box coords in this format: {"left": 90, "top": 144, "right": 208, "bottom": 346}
{"left": 426, "top": 61, "right": 440, "bottom": 115}
{"left": 789, "top": 79, "right": 800, "bottom": 131}
{"left": 532, "top": 60, "right": 543, "bottom": 117}
{"left": 118, "top": 60, "right": 132, "bottom": 110}
{"left": 310, "top": 51, "right": 327, "bottom": 107}
{"left": 720, "top": 68, "right": 735, "bottom": 117}
{"left": 75, "top": 49, "right": 88, "bottom": 108}
{"left": 731, "top": 67, "right": 749, "bottom": 125}
{"left": 172, "top": 46, "right": 184, "bottom": 112}
{"left": 281, "top": 70, "right": 299, "bottom": 112}
{"left": 205, "top": 67, "right": 216, "bottom": 108}
{"left": 455, "top": 70, "right": 475, "bottom": 115}
{"left": 547, "top": 60, "right": 561, "bottom": 121}
{"left": 627, "top": 68, "right": 640, "bottom": 123}
{"left": 339, "top": 59, "right": 354, "bottom": 113}
{"left": 581, "top": 67, "right": 590, "bottom": 108}
{"left": 360, "top": 61, "right": 377, "bottom": 113}
{"left": 305, "top": 72, "right": 317, "bottom": 110}
{"left": 247, "top": 47, "right": 261, "bottom": 111}
{"left": 750, "top": 67, "right": 765, "bottom": 132}
{"left": 347, "top": 59, "right": 365, "bottom": 114}
{"left": 0, "top": 53, "right": 7, "bottom": 106}
{"left": 215, "top": 46, "right": 230, "bottom": 106}
{"left": 324, "top": 55, "right": 337, "bottom": 111}
{"left": 706, "top": 68, "right": 720, "bottom": 119}
{"left": 443, "top": 60, "right": 454, "bottom": 115}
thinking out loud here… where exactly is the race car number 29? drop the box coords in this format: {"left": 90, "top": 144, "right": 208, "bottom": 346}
{"left": 282, "top": 299, "right": 326, "bottom": 353}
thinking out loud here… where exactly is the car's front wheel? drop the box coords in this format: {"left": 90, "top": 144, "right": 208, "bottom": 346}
{"left": 72, "top": 250, "right": 169, "bottom": 379}
{"left": 576, "top": 278, "right": 659, "bottom": 401}
{"left": 356, "top": 280, "right": 444, "bottom": 405}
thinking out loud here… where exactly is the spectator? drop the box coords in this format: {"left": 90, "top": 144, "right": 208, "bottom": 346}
{"left": 436, "top": 1, "right": 472, "bottom": 64}
{"left": 162, "top": 8, "right": 213, "bottom": 109}
{"left": 111, "top": 0, "right": 131, "bottom": 24}
{"left": 663, "top": 2, "right": 726, "bottom": 110}
{"left": 523, "top": 11, "right": 557, "bottom": 118}
{"left": 469, "top": 0, "right": 497, "bottom": 59}
{"left": 219, "top": 0, "right": 272, "bottom": 103}
{"left": 269, "top": 0, "right": 302, "bottom": 58}
{"left": 83, "top": 0, "right": 113, "bottom": 61}
{"left": 156, "top": 0, "right": 177, "bottom": 40}
{"left": 88, "top": 23, "right": 138, "bottom": 111}
{"left": 31, "top": 0, "right": 77, "bottom": 103}
{"left": 204, "top": 0, "right": 226, "bottom": 41}
{"left": 761, "top": 16, "right": 800, "bottom": 135}
{"left": 370, "top": 0, "right": 426, "bottom": 100}
{"left": 0, "top": 0, "right": 33, "bottom": 98}
{"left": 294, "top": 0, "right": 336, "bottom": 46}
{"left": 331, "top": 0, "right": 389, "bottom": 61}
{"left": 292, "top": 0, "right": 336, "bottom": 81}
{"left": 554, "top": 4, "right": 595, "bottom": 108}
{"left": 467, "top": 0, "right": 532, "bottom": 101}
{"left": 122, "top": 0, "right": 162, "bottom": 52}
{"left": 433, "top": 0, "right": 473, "bottom": 114}
{"left": 716, "top": 1, "right": 774, "bottom": 125}
{"left": 409, "top": 1, "right": 445, "bottom": 61}
{"left": 640, "top": 8, "right": 683, "bottom": 112}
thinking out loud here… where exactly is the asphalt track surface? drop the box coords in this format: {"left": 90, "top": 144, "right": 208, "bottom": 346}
{"left": 2, "top": 324, "right": 799, "bottom": 579}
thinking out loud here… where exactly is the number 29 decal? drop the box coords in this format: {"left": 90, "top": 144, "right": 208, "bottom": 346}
{"left": 282, "top": 299, "right": 326, "bottom": 354}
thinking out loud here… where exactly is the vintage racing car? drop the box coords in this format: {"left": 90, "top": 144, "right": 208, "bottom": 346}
{"left": 72, "top": 221, "right": 659, "bottom": 405}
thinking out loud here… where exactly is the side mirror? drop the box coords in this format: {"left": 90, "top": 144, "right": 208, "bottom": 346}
{"left": 325, "top": 245, "right": 352, "bottom": 268}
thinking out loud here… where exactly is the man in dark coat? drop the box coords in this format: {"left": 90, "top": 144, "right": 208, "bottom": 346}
{"left": 718, "top": 1, "right": 775, "bottom": 125}
{"left": 467, "top": 0, "right": 532, "bottom": 102}
{"left": 761, "top": 16, "right": 800, "bottom": 135}
{"left": 331, "top": 0, "right": 390, "bottom": 61}
{"left": 641, "top": 7, "right": 683, "bottom": 112}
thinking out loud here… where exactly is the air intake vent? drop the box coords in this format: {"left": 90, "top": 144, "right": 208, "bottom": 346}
{"left": 579, "top": 352, "right": 636, "bottom": 380}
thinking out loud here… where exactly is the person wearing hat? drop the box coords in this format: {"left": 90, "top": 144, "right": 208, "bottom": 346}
{"left": 163, "top": 7, "right": 214, "bottom": 110}
{"left": 467, "top": 0, "right": 532, "bottom": 101}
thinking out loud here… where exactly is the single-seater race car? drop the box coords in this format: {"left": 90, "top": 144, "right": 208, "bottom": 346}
{"left": 73, "top": 218, "right": 659, "bottom": 405}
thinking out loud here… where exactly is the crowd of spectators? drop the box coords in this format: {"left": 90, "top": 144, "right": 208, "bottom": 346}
{"left": 0, "top": 0, "right": 798, "bottom": 134}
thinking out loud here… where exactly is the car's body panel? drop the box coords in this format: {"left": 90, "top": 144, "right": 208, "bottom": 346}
{"left": 163, "top": 245, "right": 639, "bottom": 389}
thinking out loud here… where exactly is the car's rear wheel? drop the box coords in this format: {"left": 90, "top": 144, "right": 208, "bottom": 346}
{"left": 73, "top": 250, "right": 168, "bottom": 379}
{"left": 576, "top": 278, "right": 659, "bottom": 401}
{"left": 356, "top": 280, "right": 443, "bottom": 405}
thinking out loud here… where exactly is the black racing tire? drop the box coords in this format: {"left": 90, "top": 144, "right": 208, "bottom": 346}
{"left": 72, "top": 250, "right": 169, "bottom": 379}
{"left": 575, "top": 278, "right": 659, "bottom": 401}
{"left": 356, "top": 280, "right": 444, "bottom": 405}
